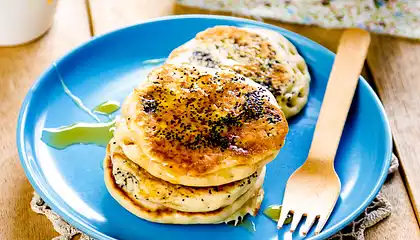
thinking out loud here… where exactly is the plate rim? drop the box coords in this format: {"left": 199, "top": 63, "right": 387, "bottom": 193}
{"left": 17, "top": 14, "right": 392, "bottom": 240}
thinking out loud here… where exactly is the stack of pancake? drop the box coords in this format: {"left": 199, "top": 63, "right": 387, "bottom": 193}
{"left": 104, "top": 26, "right": 310, "bottom": 224}
{"left": 167, "top": 26, "right": 311, "bottom": 119}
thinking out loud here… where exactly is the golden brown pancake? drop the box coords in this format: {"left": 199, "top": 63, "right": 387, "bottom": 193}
{"left": 114, "top": 64, "right": 288, "bottom": 186}
{"left": 104, "top": 144, "right": 265, "bottom": 224}
{"left": 167, "top": 26, "right": 311, "bottom": 118}
{"left": 108, "top": 141, "right": 265, "bottom": 213}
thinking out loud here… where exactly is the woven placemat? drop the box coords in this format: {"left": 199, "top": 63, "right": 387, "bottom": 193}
{"left": 31, "top": 155, "right": 399, "bottom": 240}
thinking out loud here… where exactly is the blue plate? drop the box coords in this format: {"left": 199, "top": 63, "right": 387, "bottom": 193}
{"left": 17, "top": 15, "right": 392, "bottom": 240}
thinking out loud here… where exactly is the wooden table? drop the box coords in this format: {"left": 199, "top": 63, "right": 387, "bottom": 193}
{"left": 0, "top": 1, "right": 419, "bottom": 239}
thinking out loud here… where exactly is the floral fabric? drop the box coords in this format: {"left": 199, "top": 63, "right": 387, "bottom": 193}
{"left": 177, "top": 0, "right": 420, "bottom": 39}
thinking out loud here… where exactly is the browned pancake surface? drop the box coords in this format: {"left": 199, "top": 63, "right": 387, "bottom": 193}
{"left": 126, "top": 64, "right": 288, "bottom": 176}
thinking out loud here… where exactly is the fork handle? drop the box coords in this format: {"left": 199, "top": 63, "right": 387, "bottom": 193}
{"left": 308, "top": 29, "right": 371, "bottom": 164}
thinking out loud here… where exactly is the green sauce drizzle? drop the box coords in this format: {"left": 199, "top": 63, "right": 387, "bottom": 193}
{"left": 42, "top": 64, "right": 123, "bottom": 149}
{"left": 239, "top": 217, "right": 256, "bottom": 232}
{"left": 263, "top": 205, "right": 293, "bottom": 224}
{"left": 141, "top": 58, "right": 166, "bottom": 65}
{"left": 53, "top": 63, "right": 100, "bottom": 122}
{"left": 41, "top": 120, "right": 116, "bottom": 149}
{"left": 93, "top": 100, "right": 120, "bottom": 115}
{"left": 227, "top": 216, "right": 256, "bottom": 233}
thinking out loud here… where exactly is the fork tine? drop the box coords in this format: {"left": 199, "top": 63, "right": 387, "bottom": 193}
{"left": 301, "top": 214, "right": 317, "bottom": 235}
{"left": 276, "top": 206, "right": 291, "bottom": 229}
{"left": 289, "top": 211, "right": 303, "bottom": 232}
{"left": 314, "top": 214, "right": 328, "bottom": 234}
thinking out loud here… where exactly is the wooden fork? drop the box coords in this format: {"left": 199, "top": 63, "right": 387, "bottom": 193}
{"left": 277, "top": 29, "right": 371, "bottom": 235}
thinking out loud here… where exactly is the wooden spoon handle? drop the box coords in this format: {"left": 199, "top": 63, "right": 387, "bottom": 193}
{"left": 308, "top": 29, "right": 371, "bottom": 164}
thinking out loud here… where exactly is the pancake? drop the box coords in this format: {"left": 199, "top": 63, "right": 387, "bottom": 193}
{"left": 223, "top": 188, "right": 264, "bottom": 225}
{"left": 166, "top": 26, "right": 311, "bottom": 118}
{"left": 114, "top": 115, "right": 276, "bottom": 187}
{"left": 114, "top": 64, "right": 288, "bottom": 186}
{"left": 108, "top": 141, "right": 265, "bottom": 213}
{"left": 104, "top": 147, "right": 265, "bottom": 224}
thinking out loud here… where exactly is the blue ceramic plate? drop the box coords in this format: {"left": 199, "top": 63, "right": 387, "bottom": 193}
{"left": 17, "top": 15, "right": 391, "bottom": 240}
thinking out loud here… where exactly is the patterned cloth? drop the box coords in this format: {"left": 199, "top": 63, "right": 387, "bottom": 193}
{"left": 30, "top": 155, "right": 399, "bottom": 240}
{"left": 177, "top": 0, "right": 420, "bottom": 39}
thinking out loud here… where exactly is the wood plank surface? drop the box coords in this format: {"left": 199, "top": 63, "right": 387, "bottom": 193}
{"left": 87, "top": 1, "right": 420, "bottom": 239}
{"left": 88, "top": 0, "right": 176, "bottom": 35}
{"left": 0, "top": 0, "right": 91, "bottom": 239}
{"left": 367, "top": 36, "right": 420, "bottom": 224}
